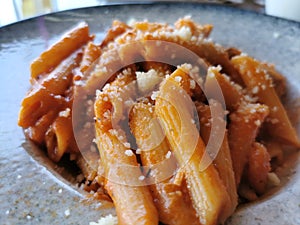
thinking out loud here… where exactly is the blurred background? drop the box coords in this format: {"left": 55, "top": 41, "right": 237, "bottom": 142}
{"left": 0, "top": 0, "right": 299, "bottom": 27}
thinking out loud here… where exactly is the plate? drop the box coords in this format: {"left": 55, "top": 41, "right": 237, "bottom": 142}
{"left": 0, "top": 3, "right": 299, "bottom": 225}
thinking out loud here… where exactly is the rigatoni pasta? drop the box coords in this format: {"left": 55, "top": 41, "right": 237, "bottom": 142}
{"left": 18, "top": 16, "right": 299, "bottom": 225}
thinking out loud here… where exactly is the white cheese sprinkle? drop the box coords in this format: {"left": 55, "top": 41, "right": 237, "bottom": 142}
{"left": 273, "top": 32, "right": 280, "bottom": 39}
{"left": 89, "top": 214, "right": 118, "bottom": 225}
{"left": 174, "top": 76, "right": 182, "bottom": 83}
{"left": 189, "top": 79, "right": 196, "bottom": 89}
{"left": 267, "top": 172, "right": 280, "bottom": 186}
{"left": 151, "top": 91, "right": 159, "bottom": 101}
{"left": 125, "top": 150, "right": 134, "bottom": 156}
{"left": 138, "top": 175, "right": 145, "bottom": 181}
{"left": 252, "top": 86, "right": 259, "bottom": 94}
{"left": 59, "top": 108, "right": 71, "bottom": 118}
{"left": 136, "top": 69, "right": 162, "bottom": 94}
{"left": 64, "top": 209, "right": 70, "bottom": 218}
{"left": 165, "top": 151, "right": 172, "bottom": 159}
{"left": 96, "top": 89, "right": 101, "bottom": 98}
{"left": 173, "top": 26, "right": 192, "bottom": 41}
{"left": 254, "top": 120, "right": 261, "bottom": 126}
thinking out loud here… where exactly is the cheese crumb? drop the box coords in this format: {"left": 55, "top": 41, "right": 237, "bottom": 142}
{"left": 189, "top": 79, "right": 196, "bottom": 89}
{"left": 59, "top": 108, "right": 71, "bottom": 118}
{"left": 151, "top": 91, "right": 159, "bottom": 101}
{"left": 273, "top": 32, "right": 280, "bottom": 39}
{"left": 136, "top": 69, "right": 162, "bottom": 94}
{"left": 254, "top": 120, "right": 261, "bottom": 126}
{"left": 165, "top": 151, "right": 172, "bottom": 159}
{"left": 89, "top": 214, "right": 118, "bottom": 225}
{"left": 64, "top": 209, "right": 70, "bottom": 218}
{"left": 173, "top": 26, "right": 192, "bottom": 41}
{"left": 125, "top": 150, "right": 134, "bottom": 156}
{"left": 174, "top": 76, "right": 182, "bottom": 83}
{"left": 267, "top": 172, "right": 280, "bottom": 186}
{"left": 252, "top": 86, "right": 259, "bottom": 94}
{"left": 138, "top": 175, "right": 145, "bottom": 181}
{"left": 58, "top": 188, "right": 62, "bottom": 194}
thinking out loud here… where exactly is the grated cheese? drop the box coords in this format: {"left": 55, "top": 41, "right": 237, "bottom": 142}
{"left": 252, "top": 86, "right": 259, "bottom": 94}
{"left": 136, "top": 69, "right": 163, "bottom": 94}
{"left": 124, "top": 149, "right": 134, "bottom": 156}
{"left": 267, "top": 172, "right": 280, "bottom": 186}
{"left": 138, "top": 175, "right": 145, "bottom": 181}
{"left": 89, "top": 214, "right": 118, "bottom": 225}
{"left": 59, "top": 108, "right": 71, "bottom": 118}
{"left": 173, "top": 26, "right": 192, "bottom": 41}
{"left": 165, "top": 151, "right": 172, "bottom": 159}
{"left": 151, "top": 91, "right": 159, "bottom": 101}
{"left": 254, "top": 120, "right": 261, "bottom": 126}
{"left": 189, "top": 79, "right": 196, "bottom": 89}
{"left": 64, "top": 209, "right": 70, "bottom": 218}
{"left": 174, "top": 76, "right": 182, "bottom": 83}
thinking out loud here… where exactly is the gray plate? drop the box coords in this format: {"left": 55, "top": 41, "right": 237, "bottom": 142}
{"left": 0, "top": 3, "right": 299, "bottom": 225}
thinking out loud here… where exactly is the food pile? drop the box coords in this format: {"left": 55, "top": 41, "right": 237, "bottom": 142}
{"left": 18, "top": 17, "right": 300, "bottom": 225}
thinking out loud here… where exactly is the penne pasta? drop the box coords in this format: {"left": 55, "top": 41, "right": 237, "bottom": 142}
{"left": 94, "top": 72, "right": 158, "bottom": 225}
{"left": 231, "top": 55, "right": 300, "bottom": 147}
{"left": 26, "top": 110, "right": 57, "bottom": 145}
{"left": 45, "top": 113, "right": 76, "bottom": 162}
{"left": 18, "top": 50, "right": 82, "bottom": 128}
{"left": 264, "top": 140, "right": 284, "bottom": 167}
{"left": 196, "top": 103, "right": 238, "bottom": 218}
{"left": 31, "top": 22, "right": 91, "bottom": 82}
{"left": 247, "top": 142, "right": 271, "bottom": 195}
{"left": 155, "top": 67, "right": 230, "bottom": 225}
{"left": 129, "top": 101, "right": 200, "bottom": 225}
{"left": 204, "top": 66, "right": 243, "bottom": 112}
{"left": 80, "top": 41, "right": 102, "bottom": 74}
{"left": 100, "top": 20, "right": 131, "bottom": 47}
{"left": 228, "top": 102, "right": 269, "bottom": 186}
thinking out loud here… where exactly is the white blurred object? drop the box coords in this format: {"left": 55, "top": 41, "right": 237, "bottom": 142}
{"left": 0, "top": 0, "right": 18, "bottom": 26}
{"left": 265, "top": 0, "right": 300, "bottom": 22}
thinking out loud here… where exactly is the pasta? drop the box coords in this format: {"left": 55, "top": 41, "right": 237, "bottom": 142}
{"left": 129, "top": 101, "right": 199, "bottom": 225}
{"left": 18, "top": 16, "right": 299, "bottom": 225}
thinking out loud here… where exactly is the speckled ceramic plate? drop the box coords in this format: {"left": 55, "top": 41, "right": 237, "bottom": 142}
{"left": 1, "top": 3, "right": 299, "bottom": 225}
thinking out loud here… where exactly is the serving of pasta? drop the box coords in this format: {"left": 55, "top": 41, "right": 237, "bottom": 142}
{"left": 18, "top": 17, "right": 300, "bottom": 225}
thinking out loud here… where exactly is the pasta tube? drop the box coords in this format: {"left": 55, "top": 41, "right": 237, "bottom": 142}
{"left": 94, "top": 73, "right": 158, "bottom": 225}
{"left": 247, "top": 142, "right": 271, "bottom": 195}
{"left": 18, "top": 50, "right": 82, "bottom": 128}
{"left": 231, "top": 55, "right": 300, "bottom": 147}
{"left": 79, "top": 41, "right": 101, "bottom": 73}
{"left": 228, "top": 102, "right": 269, "bottom": 186}
{"left": 45, "top": 113, "right": 75, "bottom": 162}
{"left": 129, "top": 101, "right": 200, "bottom": 225}
{"left": 155, "top": 67, "right": 230, "bottom": 225}
{"left": 31, "top": 22, "right": 91, "bottom": 81}
{"left": 197, "top": 103, "right": 238, "bottom": 218}
{"left": 204, "top": 66, "right": 243, "bottom": 112}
